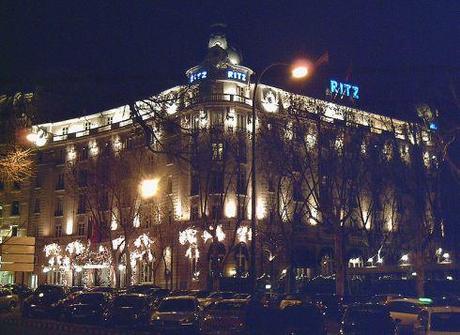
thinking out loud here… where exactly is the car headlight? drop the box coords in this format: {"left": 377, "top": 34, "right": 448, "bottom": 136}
{"left": 151, "top": 313, "right": 160, "bottom": 321}
{"left": 133, "top": 313, "right": 138, "bottom": 319}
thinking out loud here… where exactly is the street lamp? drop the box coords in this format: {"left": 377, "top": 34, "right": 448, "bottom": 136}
{"left": 139, "top": 178, "right": 159, "bottom": 199}
{"left": 250, "top": 62, "right": 309, "bottom": 291}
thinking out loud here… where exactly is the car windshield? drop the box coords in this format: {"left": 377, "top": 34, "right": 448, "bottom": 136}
{"left": 159, "top": 299, "right": 195, "bottom": 312}
{"left": 75, "top": 293, "right": 106, "bottom": 304}
{"left": 127, "top": 286, "right": 157, "bottom": 295}
{"left": 431, "top": 312, "right": 460, "bottom": 331}
{"left": 114, "top": 296, "right": 147, "bottom": 308}
{"left": 208, "top": 301, "right": 247, "bottom": 312}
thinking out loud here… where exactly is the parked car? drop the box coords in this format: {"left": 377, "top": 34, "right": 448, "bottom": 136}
{"left": 279, "top": 304, "right": 327, "bottom": 335}
{"left": 340, "top": 303, "right": 399, "bottom": 335}
{"left": 3, "top": 284, "right": 32, "bottom": 299}
{"left": 387, "top": 298, "right": 427, "bottom": 331}
{"left": 414, "top": 306, "right": 460, "bottom": 334}
{"left": 68, "top": 286, "right": 86, "bottom": 294}
{"left": 22, "top": 285, "right": 67, "bottom": 318}
{"left": 200, "top": 299, "right": 249, "bottom": 334}
{"left": 0, "top": 288, "right": 19, "bottom": 312}
{"left": 151, "top": 296, "right": 201, "bottom": 333}
{"left": 189, "top": 290, "right": 211, "bottom": 305}
{"left": 61, "top": 292, "right": 111, "bottom": 324}
{"left": 370, "top": 294, "right": 403, "bottom": 305}
{"left": 151, "top": 288, "right": 171, "bottom": 306}
{"left": 54, "top": 291, "right": 85, "bottom": 320}
{"left": 106, "top": 293, "right": 153, "bottom": 328}
{"left": 313, "top": 293, "right": 344, "bottom": 319}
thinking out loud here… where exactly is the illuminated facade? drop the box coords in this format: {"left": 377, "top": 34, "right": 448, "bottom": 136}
{"left": 16, "top": 31, "right": 451, "bottom": 289}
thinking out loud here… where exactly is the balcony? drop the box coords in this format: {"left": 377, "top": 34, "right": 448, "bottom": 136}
{"left": 184, "top": 93, "right": 251, "bottom": 108}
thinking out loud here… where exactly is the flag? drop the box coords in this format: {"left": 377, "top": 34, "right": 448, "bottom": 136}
{"left": 315, "top": 51, "right": 329, "bottom": 67}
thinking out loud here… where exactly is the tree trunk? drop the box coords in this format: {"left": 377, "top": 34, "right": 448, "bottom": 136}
{"left": 125, "top": 248, "right": 133, "bottom": 286}
{"left": 335, "top": 231, "right": 345, "bottom": 298}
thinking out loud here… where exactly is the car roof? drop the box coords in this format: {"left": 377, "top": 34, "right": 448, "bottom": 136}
{"left": 214, "top": 299, "right": 248, "bottom": 304}
{"left": 425, "top": 306, "right": 460, "bottom": 313}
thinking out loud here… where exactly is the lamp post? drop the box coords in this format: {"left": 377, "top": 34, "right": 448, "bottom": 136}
{"left": 250, "top": 62, "right": 308, "bottom": 292}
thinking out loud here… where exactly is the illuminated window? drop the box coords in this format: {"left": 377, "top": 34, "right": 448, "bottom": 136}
{"left": 212, "top": 142, "right": 224, "bottom": 160}
{"left": 106, "top": 116, "right": 113, "bottom": 125}
{"left": 62, "top": 127, "right": 69, "bottom": 135}
{"left": 237, "top": 114, "right": 246, "bottom": 131}
{"left": 84, "top": 121, "right": 91, "bottom": 131}
{"left": 210, "top": 112, "right": 224, "bottom": 127}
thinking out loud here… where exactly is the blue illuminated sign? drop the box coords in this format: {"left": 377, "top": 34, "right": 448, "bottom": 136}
{"left": 189, "top": 70, "right": 208, "bottom": 83}
{"left": 227, "top": 70, "right": 247, "bottom": 82}
{"left": 330, "top": 80, "right": 359, "bottom": 99}
{"left": 429, "top": 122, "right": 438, "bottom": 131}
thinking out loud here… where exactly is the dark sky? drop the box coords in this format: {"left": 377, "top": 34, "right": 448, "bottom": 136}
{"left": 1, "top": 1, "right": 459, "bottom": 122}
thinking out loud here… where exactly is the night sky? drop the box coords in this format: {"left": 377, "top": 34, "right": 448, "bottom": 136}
{"left": 2, "top": 1, "right": 459, "bottom": 123}
{"left": 1, "top": 1, "right": 460, "bottom": 244}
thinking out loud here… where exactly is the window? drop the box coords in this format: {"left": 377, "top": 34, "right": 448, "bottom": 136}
{"left": 238, "top": 201, "right": 246, "bottom": 220}
{"left": 237, "top": 114, "right": 247, "bottom": 131}
{"left": 237, "top": 170, "right": 247, "bottom": 195}
{"left": 106, "top": 116, "right": 113, "bottom": 125}
{"left": 11, "top": 225, "right": 18, "bottom": 237}
{"left": 78, "top": 221, "right": 86, "bottom": 236}
{"left": 190, "top": 205, "right": 199, "bottom": 221}
{"left": 84, "top": 121, "right": 91, "bottom": 131}
{"left": 62, "top": 127, "right": 69, "bottom": 135}
{"left": 55, "top": 223, "right": 62, "bottom": 237}
{"left": 55, "top": 198, "right": 63, "bottom": 217}
{"left": 12, "top": 181, "right": 21, "bottom": 190}
{"left": 34, "top": 199, "right": 40, "bottom": 214}
{"left": 191, "top": 115, "right": 200, "bottom": 130}
{"left": 166, "top": 176, "right": 173, "bottom": 194}
{"left": 210, "top": 111, "right": 224, "bottom": 127}
{"left": 56, "top": 149, "right": 65, "bottom": 164}
{"left": 209, "top": 171, "right": 223, "bottom": 193}
{"left": 78, "top": 170, "right": 88, "bottom": 187}
{"left": 0, "top": 181, "right": 4, "bottom": 191}
{"left": 237, "top": 140, "right": 247, "bottom": 162}
{"left": 80, "top": 146, "right": 88, "bottom": 160}
{"left": 77, "top": 194, "right": 86, "bottom": 214}
{"left": 268, "top": 175, "right": 276, "bottom": 193}
{"left": 293, "top": 181, "right": 303, "bottom": 201}
{"left": 237, "top": 86, "right": 246, "bottom": 98}
{"left": 35, "top": 173, "right": 42, "bottom": 188}
{"left": 11, "top": 201, "right": 20, "bottom": 216}
{"left": 212, "top": 142, "right": 224, "bottom": 160}
{"left": 211, "top": 204, "right": 222, "bottom": 220}
{"left": 190, "top": 171, "right": 199, "bottom": 196}
{"left": 56, "top": 174, "right": 65, "bottom": 190}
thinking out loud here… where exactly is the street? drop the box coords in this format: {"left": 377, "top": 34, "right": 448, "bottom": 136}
{"left": 0, "top": 310, "right": 341, "bottom": 335}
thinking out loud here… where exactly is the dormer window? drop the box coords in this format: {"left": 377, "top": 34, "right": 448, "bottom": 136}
{"left": 85, "top": 121, "right": 91, "bottom": 131}
{"left": 62, "top": 127, "right": 69, "bottom": 135}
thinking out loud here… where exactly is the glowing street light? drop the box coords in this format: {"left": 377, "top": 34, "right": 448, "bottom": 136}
{"left": 140, "top": 178, "right": 159, "bottom": 199}
{"left": 291, "top": 65, "right": 309, "bottom": 79}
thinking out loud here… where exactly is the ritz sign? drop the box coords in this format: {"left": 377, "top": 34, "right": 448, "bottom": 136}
{"left": 189, "top": 70, "right": 208, "bottom": 83}
{"left": 330, "top": 80, "right": 360, "bottom": 100}
{"left": 226, "top": 70, "right": 247, "bottom": 82}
